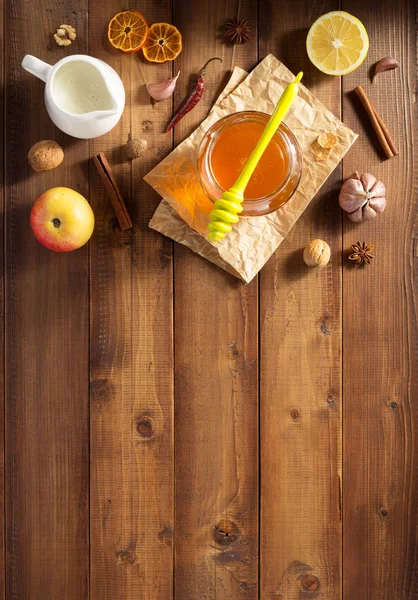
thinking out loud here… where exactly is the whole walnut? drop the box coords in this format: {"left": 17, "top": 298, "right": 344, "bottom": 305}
{"left": 28, "top": 140, "right": 64, "bottom": 172}
{"left": 303, "top": 239, "right": 331, "bottom": 268}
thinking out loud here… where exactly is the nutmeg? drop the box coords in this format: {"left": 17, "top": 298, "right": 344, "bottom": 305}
{"left": 126, "top": 135, "right": 147, "bottom": 160}
{"left": 28, "top": 140, "right": 64, "bottom": 172}
{"left": 303, "top": 239, "right": 331, "bottom": 268}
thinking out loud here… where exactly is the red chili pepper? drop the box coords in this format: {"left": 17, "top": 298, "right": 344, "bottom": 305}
{"left": 166, "top": 57, "right": 222, "bottom": 132}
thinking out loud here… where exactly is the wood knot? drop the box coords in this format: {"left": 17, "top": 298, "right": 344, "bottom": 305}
{"left": 326, "top": 390, "right": 337, "bottom": 409}
{"left": 116, "top": 550, "right": 137, "bottom": 566}
{"left": 156, "top": 143, "right": 168, "bottom": 158}
{"left": 389, "top": 401, "right": 398, "bottom": 409}
{"left": 276, "top": 561, "right": 319, "bottom": 598}
{"left": 229, "top": 342, "right": 239, "bottom": 358}
{"left": 111, "top": 217, "right": 133, "bottom": 245}
{"left": 380, "top": 508, "right": 388, "bottom": 518}
{"left": 214, "top": 519, "right": 239, "bottom": 546}
{"left": 158, "top": 526, "right": 173, "bottom": 547}
{"left": 319, "top": 316, "right": 332, "bottom": 336}
{"left": 142, "top": 119, "right": 153, "bottom": 132}
{"left": 290, "top": 408, "right": 300, "bottom": 421}
{"left": 90, "top": 378, "right": 112, "bottom": 409}
{"left": 136, "top": 415, "right": 155, "bottom": 438}
{"left": 299, "top": 573, "right": 320, "bottom": 594}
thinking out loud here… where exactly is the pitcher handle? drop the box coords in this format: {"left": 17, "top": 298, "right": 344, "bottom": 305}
{"left": 21, "top": 55, "right": 51, "bottom": 83}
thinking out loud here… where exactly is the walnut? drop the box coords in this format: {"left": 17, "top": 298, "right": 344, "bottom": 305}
{"left": 28, "top": 140, "right": 64, "bottom": 172}
{"left": 303, "top": 239, "right": 331, "bottom": 268}
{"left": 61, "top": 24, "right": 76, "bottom": 40}
{"left": 54, "top": 35, "right": 71, "bottom": 46}
{"left": 54, "top": 24, "right": 76, "bottom": 46}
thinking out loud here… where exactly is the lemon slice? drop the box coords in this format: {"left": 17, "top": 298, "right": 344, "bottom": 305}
{"left": 307, "top": 11, "right": 369, "bottom": 76}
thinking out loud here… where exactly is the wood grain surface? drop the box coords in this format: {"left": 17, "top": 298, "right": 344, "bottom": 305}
{"left": 259, "top": 2, "right": 343, "bottom": 598}
{"left": 89, "top": 0, "right": 174, "bottom": 597}
{"left": 342, "top": 1, "right": 418, "bottom": 598}
{"left": 4, "top": 1, "right": 90, "bottom": 598}
{"left": 0, "top": 0, "right": 4, "bottom": 596}
{"left": 2, "top": 0, "right": 417, "bottom": 598}
{"left": 172, "top": 1, "right": 259, "bottom": 598}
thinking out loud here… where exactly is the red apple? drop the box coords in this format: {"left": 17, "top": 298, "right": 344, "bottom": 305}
{"left": 30, "top": 187, "right": 95, "bottom": 252}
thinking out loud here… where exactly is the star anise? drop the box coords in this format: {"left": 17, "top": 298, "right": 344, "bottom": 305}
{"left": 348, "top": 241, "right": 375, "bottom": 267}
{"left": 224, "top": 19, "right": 251, "bottom": 44}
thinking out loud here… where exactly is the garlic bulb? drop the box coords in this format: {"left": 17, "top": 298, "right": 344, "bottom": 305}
{"left": 339, "top": 172, "right": 386, "bottom": 222}
{"left": 146, "top": 71, "right": 180, "bottom": 101}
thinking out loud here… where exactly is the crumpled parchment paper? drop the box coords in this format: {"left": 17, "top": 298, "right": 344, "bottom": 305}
{"left": 146, "top": 54, "right": 357, "bottom": 283}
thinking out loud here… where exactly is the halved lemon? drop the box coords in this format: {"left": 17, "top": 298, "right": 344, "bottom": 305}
{"left": 306, "top": 11, "right": 369, "bottom": 76}
{"left": 108, "top": 10, "right": 148, "bottom": 53}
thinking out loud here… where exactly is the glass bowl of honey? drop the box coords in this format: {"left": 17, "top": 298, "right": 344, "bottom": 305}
{"left": 197, "top": 111, "right": 302, "bottom": 217}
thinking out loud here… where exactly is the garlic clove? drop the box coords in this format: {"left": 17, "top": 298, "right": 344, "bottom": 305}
{"left": 347, "top": 206, "right": 364, "bottom": 223}
{"left": 373, "top": 57, "right": 399, "bottom": 80}
{"left": 369, "top": 196, "right": 386, "bottom": 214}
{"left": 362, "top": 204, "right": 378, "bottom": 221}
{"left": 146, "top": 71, "right": 180, "bottom": 101}
{"left": 359, "top": 172, "right": 377, "bottom": 192}
{"left": 370, "top": 180, "right": 386, "bottom": 197}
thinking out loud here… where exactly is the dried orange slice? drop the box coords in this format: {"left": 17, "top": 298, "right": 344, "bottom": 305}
{"left": 142, "top": 23, "right": 182, "bottom": 63}
{"left": 108, "top": 10, "right": 148, "bottom": 53}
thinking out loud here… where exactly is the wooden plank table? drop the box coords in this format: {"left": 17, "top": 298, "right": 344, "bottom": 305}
{"left": 2, "top": 0, "right": 417, "bottom": 598}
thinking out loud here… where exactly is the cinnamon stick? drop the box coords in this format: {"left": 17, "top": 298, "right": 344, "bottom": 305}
{"left": 354, "top": 85, "right": 398, "bottom": 159}
{"left": 93, "top": 152, "right": 132, "bottom": 230}
{"left": 371, "top": 108, "right": 398, "bottom": 157}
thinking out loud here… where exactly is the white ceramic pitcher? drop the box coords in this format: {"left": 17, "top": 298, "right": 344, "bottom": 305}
{"left": 21, "top": 54, "right": 125, "bottom": 139}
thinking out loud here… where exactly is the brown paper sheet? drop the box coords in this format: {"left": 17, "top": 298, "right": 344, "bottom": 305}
{"left": 146, "top": 54, "right": 357, "bottom": 283}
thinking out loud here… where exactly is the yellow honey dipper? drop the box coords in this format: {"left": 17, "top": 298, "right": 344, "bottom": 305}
{"left": 208, "top": 72, "right": 303, "bottom": 242}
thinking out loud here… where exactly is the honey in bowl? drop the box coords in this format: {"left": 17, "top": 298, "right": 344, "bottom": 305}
{"left": 210, "top": 121, "right": 289, "bottom": 199}
{"left": 198, "top": 111, "right": 302, "bottom": 217}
